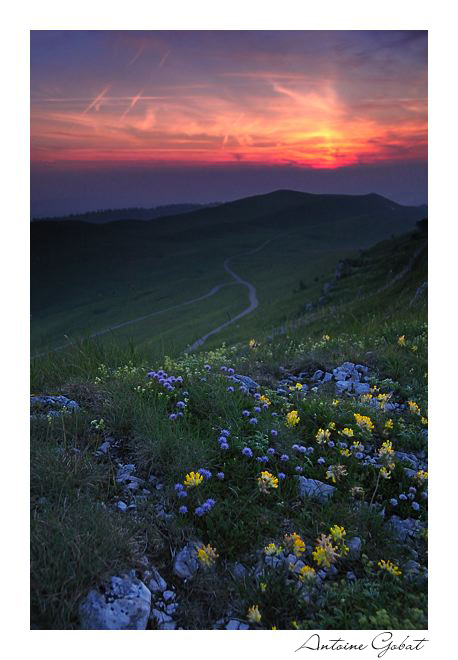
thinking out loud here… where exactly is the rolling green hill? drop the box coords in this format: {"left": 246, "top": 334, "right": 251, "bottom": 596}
{"left": 31, "top": 189, "right": 426, "bottom": 356}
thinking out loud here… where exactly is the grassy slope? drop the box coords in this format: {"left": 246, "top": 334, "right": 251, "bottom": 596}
{"left": 31, "top": 190, "right": 424, "bottom": 352}
{"left": 31, "top": 224, "right": 427, "bottom": 630}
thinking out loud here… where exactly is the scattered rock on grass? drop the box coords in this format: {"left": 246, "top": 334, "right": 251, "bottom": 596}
{"left": 79, "top": 574, "right": 151, "bottom": 630}
{"left": 173, "top": 542, "right": 200, "bottom": 579}
{"left": 297, "top": 476, "right": 336, "bottom": 502}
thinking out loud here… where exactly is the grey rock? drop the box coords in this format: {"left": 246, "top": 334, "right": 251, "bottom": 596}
{"left": 116, "top": 501, "right": 128, "bottom": 512}
{"left": 311, "top": 370, "right": 324, "bottom": 382}
{"left": 335, "top": 380, "right": 352, "bottom": 393}
{"left": 173, "top": 542, "right": 200, "bottom": 579}
{"left": 404, "top": 468, "right": 417, "bottom": 478}
{"left": 297, "top": 476, "right": 336, "bottom": 502}
{"left": 79, "top": 575, "right": 151, "bottom": 630}
{"left": 323, "top": 372, "right": 333, "bottom": 383}
{"left": 353, "top": 383, "right": 370, "bottom": 395}
{"left": 230, "top": 562, "right": 247, "bottom": 579}
{"left": 146, "top": 567, "right": 167, "bottom": 593}
{"left": 389, "top": 516, "right": 423, "bottom": 541}
{"left": 95, "top": 441, "right": 111, "bottom": 455}
{"left": 264, "top": 555, "right": 282, "bottom": 569}
{"left": 346, "top": 571, "right": 357, "bottom": 582}
{"left": 347, "top": 537, "right": 362, "bottom": 560}
{"left": 165, "top": 603, "right": 178, "bottom": 615}
{"left": 163, "top": 590, "right": 175, "bottom": 602}
{"left": 116, "top": 464, "right": 136, "bottom": 483}
{"left": 151, "top": 608, "right": 173, "bottom": 626}
{"left": 160, "top": 621, "right": 177, "bottom": 630}
{"left": 225, "top": 619, "right": 249, "bottom": 630}
{"left": 355, "top": 364, "right": 369, "bottom": 374}
{"left": 233, "top": 374, "right": 259, "bottom": 390}
{"left": 404, "top": 560, "right": 421, "bottom": 577}
{"left": 395, "top": 452, "right": 419, "bottom": 468}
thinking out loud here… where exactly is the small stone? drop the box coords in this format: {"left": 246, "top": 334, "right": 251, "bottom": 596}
{"left": 347, "top": 537, "right": 362, "bottom": 560}
{"left": 173, "top": 542, "right": 200, "bottom": 579}
{"left": 116, "top": 501, "right": 128, "bottom": 512}
{"left": 323, "top": 372, "right": 333, "bottom": 383}
{"left": 146, "top": 567, "right": 167, "bottom": 593}
{"left": 297, "top": 476, "right": 336, "bottom": 502}
{"left": 389, "top": 515, "right": 423, "bottom": 541}
{"left": 95, "top": 441, "right": 111, "bottom": 455}
{"left": 335, "top": 380, "right": 352, "bottom": 393}
{"left": 226, "top": 619, "right": 242, "bottom": 630}
{"left": 230, "top": 562, "right": 247, "bottom": 579}
{"left": 165, "top": 603, "right": 178, "bottom": 615}
{"left": 233, "top": 374, "right": 259, "bottom": 390}
{"left": 151, "top": 609, "right": 173, "bottom": 626}
{"left": 311, "top": 370, "right": 324, "bottom": 382}
{"left": 163, "top": 590, "right": 175, "bottom": 602}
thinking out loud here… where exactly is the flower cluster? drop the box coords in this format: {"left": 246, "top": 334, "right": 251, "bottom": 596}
{"left": 316, "top": 428, "right": 331, "bottom": 444}
{"left": 183, "top": 471, "right": 203, "bottom": 488}
{"left": 196, "top": 543, "right": 219, "bottom": 567}
{"left": 195, "top": 498, "right": 216, "bottom": 517}
{"left": 285, "top": 410, "right": 300, "bottom": 428}
{"left": 258, "top": 471, "right": 279, "bottom": 494}
{"left": 415, "top": 470, "right": 428, "bottom": 485}
{"left": 407, "top": 400, "right": 421, "bottom": 416}
{"left": 264, "top": 542, "right": 284, "bottom": 556}
{"left": 247, "top": 605, "right": 262, "bottom": 623}
{"left": 326, "top": 464, "right": 348, "bottom": 483}
{"left": 378, "top": 559, "right": 402, "bottom": 576}
{"left": 284, "top": 532, "right": 305, "bottom": 557}
{"left": 354, "top": 413, "right": 374, "bottom": 432}
{"left": 312, "top": 525, "right": 349, "bottom": 568}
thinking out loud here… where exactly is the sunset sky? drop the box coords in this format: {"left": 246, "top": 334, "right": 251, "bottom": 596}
{"left": 30, "top": 30, "right": 428, "bottom": 216}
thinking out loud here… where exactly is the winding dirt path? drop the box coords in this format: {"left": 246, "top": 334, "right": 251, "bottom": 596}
{"left": 187, "top": 237, "right": 277, "bottom": 351}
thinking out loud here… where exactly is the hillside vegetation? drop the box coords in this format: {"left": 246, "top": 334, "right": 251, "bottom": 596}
{"left": 31, "top": 190, "right": 425, "bottom": 355}
{"left": 31, "top": 221, "right": 427, "bottom": 630}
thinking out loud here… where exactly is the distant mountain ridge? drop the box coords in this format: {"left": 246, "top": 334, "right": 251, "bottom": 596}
{"left": 32, "top": 202, "right": 220, "bottom": 224}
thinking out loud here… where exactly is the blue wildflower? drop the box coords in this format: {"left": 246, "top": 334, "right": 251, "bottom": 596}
{"left": 242, "top": 447, "right": 253, "bottom": 458}
{"left": 355, "top": 452, "right": 364, "bottom": 460}
{"left": 249, "top": 418, "right": 258, "bottom": 425}
{"left": 242, "top": 410, "right": 250, "bottom": 417}
{"left": 217, "top": 472, "right": 225, "bottom": 480}
{"left": 177, "top": 490, "right": 187, "bottom": 498}
{"left": 228, "top": 368, "right": 235, "bottom": 375}
{"left": 220, "top": 442, "right": 229, "bottom": 450}
{"left": 399, "top": 494, "right": 408, "bottom": 501}
{"left": 280, "top": 454, "right": 289, "bottom": 462}
{"left": 278, "top": 472, "right": 286, "bottom": 480}
{"left": 198, "top": 468, "right": 212, "bottom": 480}
{"left": 176, "top": 401, "right": 186, "bottom": 408}
{"left": 390, "top": 498, "right": 398, "bottom": 506}
{"left": 295, "top": 466, "right": 304, "bottom": 473}
{"left": 411, "top": 501, "right": 420, "bottom": 511}
{"left": 227, "top": 386, "right": 235, "bottom": 392}
{"left": 328, "top": 441, "right": 335, "bottom": 448}
{"left": 267, "top": 448, "right": 275, "bottom": 455}
{"left": 271, "top": 429, "right": 278, "bottom": 436}
{"left": 169, "top": 413, "right": 177, "bottom": 421}
{"left": 317, "top": 457, "right": 325, "bottom": 464}
{"left": 178, "top": 506, "right": 188, "bottom": 515}
{"left": 195, "top": 507, "right": 205, "bottom": 517}
{"left": 271, "top": 412, "right": 278, "bottom": 417}
{"left": 254, "top": 406, "right": 261, "bottom": 413}
{"left": 220, "top": 429, "right": 230, "bottom": 437}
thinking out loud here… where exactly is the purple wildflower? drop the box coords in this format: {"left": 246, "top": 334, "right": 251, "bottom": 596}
{"left": 242, "top": 447, "right": 253, "bottom": 458}
{"left": 271, "top": 429, "right": 278, "bottom": 437}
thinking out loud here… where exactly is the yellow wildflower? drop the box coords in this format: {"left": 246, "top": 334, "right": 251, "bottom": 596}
{"left": 259, "top": 395, "right": 271, "bottom": 405}
{"left": 247, "top": 605, "right": 262, "bottom": 623}
{"left": 295, "top": 382, "right": 303, "bottom": 390}
{"left": 264, "top": 543, "right": 283, "bottom": 556}
{"left": 329, "top": 525, "right": 346, "bottom": 542}
{"left": 340, "top": 448, "right": 352, "bottom": 457}
{"left": 183, "top": 471, "right": 204, "bottom": 488}
{"left": 378, "top": 559, "right": 402, "bottom": 576}
{"left": 322, "top": 334, "right": 331, "bottom": 341}
{"left": 379, "top": 440, "right": 394, "bottom": 457}
{"left": 411, "top": 345, "right": 418, "bottom": 352}
{"left": 312, "top": 534, "right": 339, "bottom": 568}
{"left": 248, "top": 339, "right": 257, "bottom": 349}
{"left": 328, "top": 421, "right": 336, "bottom": 430}
{"left": 379, "top": 466, "right": 392, "bottom": 479}
{"left": 398, "top": 335, "right": 406, "bottom": 346}
{"left": 360, "top": 393, "right": 373, "bottom": 403}
{"left": 258, "top": 471, "right": 279, "bottom": 494}
{"left": 377, "top": 393, "right": 391, "bottom": 410}
{"left": 196, "top": 544, "right": 219, "bottom": 567}
{"left": 285, "top": 410, "right": 300, "bottom": 428}
{"left": 341, "top": 427, "right": 354, "bottom": 438}
{"left": 421, "top": 416, "right": 428, "bottom": 426}
{"left": 354, "top": 413, "right": 374, "bottom": 432}
{"left": 284, "top": 532, "right": 305, "bottom": 557}
{"left": 350, "top": 486, "right": 365, "bottom": 499}
{"left": 407, "top": 401, "right": 421, "bottom": 415}
{"left": 259, "top": 582, "right": 267, "bottom": 592}
{"left": 415, "top": 470, "right": 428, "bottom": 485}
{"left": 352, "top": 441, "right": 363, "bottom": 451}
{"left": 316, "top": 428, "right": 331, "bottom": 444}
{"left": 385, "top": 419, "right": 394, "bottom": 430}
{"left": 297, "top": 565, "right": 316, "bottom": 582}
{"left": 332, "top": 399, "right": 339, "bottom": 406}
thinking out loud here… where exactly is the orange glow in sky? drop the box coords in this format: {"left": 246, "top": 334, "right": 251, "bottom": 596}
{"left": 31, "top": 31, "right": 427, "bottom": 171}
